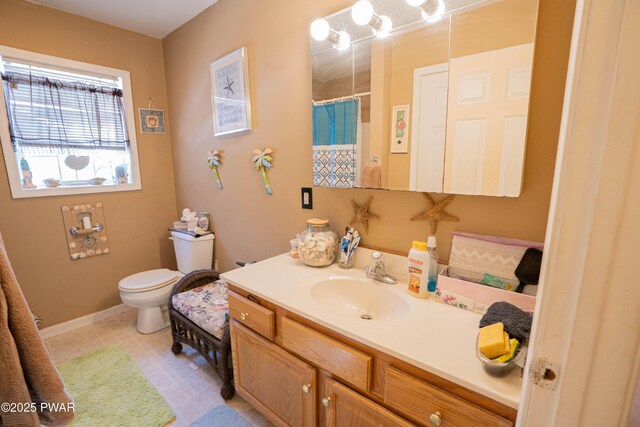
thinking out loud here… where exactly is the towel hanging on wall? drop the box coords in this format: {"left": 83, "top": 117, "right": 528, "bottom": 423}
{"left": 0, "top": 232, "right": 74, "bottom": 426}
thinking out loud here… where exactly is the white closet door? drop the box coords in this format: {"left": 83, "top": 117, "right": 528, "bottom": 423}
{"left": 409, "top": 63, "right": 448, "bottom": 192}
{"left": 443, "top": 44, "right": 534, "bottom": 196}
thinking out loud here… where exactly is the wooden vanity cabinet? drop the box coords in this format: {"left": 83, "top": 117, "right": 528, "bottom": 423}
{"left": 228, "top": 287, "right": 516, "bottom": 427}
{"left": 230, "top": 320, "right": 317, "bottom": 426}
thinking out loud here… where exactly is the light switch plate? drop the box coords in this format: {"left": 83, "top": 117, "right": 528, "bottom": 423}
{"left": 301, "top": 187, "right": 313, "bottom": 209}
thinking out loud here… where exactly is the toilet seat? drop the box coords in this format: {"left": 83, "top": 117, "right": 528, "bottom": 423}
{"left": 118, "top": 268, "right": 182, "bottom": 293}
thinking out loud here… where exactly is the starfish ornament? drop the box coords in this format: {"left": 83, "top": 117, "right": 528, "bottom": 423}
{"left": 411, "top": 193, "right": 459, "bottom": 234}
{"left": 349, "top": 196, "right": 379, "bottom": 234}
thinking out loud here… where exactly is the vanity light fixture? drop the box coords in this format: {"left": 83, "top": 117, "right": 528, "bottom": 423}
{"left": 310, "top": 18, "right": 351, "bottom": 51}
{"left": 351, "top": 1, "right": 392, "bottom": 38}
{"left": 406, "top": 0, "right": 446, "bottom": 20}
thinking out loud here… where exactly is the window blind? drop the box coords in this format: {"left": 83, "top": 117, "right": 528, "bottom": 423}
{"left": 1, "top": 59, "right": 130, "bottom": 154}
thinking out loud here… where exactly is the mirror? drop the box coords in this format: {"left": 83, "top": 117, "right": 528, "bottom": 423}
{"left": 311, "top": 0, "right": 539, "bottom": 196}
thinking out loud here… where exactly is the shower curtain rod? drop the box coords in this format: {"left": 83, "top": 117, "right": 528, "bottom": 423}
{"left": 312, "top": 91, "right": 371, "bottom": 105}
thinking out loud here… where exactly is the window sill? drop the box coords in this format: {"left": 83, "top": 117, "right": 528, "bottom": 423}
{"left": 8, "top": 182, "right": 142, "bottom": 199}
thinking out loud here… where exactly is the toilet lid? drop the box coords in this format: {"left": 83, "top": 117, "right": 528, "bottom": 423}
{"left": 118, "top": 269, "right": 181, "bottom": 293}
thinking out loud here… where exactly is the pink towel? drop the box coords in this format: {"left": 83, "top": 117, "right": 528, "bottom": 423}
{"left": 360, "top": 164, "right": 381, "bottom": 188}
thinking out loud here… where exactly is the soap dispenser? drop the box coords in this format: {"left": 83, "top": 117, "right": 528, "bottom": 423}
{"left": 427, "top": 236, "right": 439, "bottom": 293}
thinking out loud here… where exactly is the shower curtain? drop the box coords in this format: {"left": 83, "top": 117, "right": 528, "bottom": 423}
{"left": 312, "top": 99, "right": 359, "bottom": 188}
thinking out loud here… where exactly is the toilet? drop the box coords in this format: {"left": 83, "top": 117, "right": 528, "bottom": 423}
{"left": 118, "top": 231, "right": 215, "bottom": 333}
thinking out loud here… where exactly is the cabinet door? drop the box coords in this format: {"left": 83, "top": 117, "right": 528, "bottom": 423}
{"left": 230, "top": 320, "right": 317, "bottom": 426}
{"left": 323, "top": 377, "right": 415, "bottom": 427}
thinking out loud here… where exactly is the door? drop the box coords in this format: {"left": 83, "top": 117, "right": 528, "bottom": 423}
{"left": 230, "top": 320, "right": 317, "bottom": 426}
{"left": 443, "top": 44, "right": 533, "bottom": 196}
{"left": 518, "top": 0, "right": 640, "bottom": 425}
{"left": 409, "top": 63, "right": 449, "bottom": 192}
{"left": 322, "top": 377, "right": 414, "bottom": 427}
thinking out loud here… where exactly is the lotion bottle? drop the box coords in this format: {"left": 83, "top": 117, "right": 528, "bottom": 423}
{"left": 408, "top": 241, "right": 429, "bottom": 298}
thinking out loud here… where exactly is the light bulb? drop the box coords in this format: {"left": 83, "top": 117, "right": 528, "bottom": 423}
{"left": 421, "top": 0, "right": 445, "bottom": 19}
{"left": 406, "top": 0, "right": 426, "bottom": 6}
{"left": 374, "top": 16, "right": 392, "bottom": 38}
{"left": 310, "top": 19, "right": 330, "bottom": 41}
{"left": 352, "top": 0, "right": 374, "bottom": 26}
{"left": 336, "top": 31, "right": 351, "bottom": 51}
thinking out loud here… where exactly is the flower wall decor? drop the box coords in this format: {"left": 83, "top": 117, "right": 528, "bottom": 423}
{"left": 253, "top": 147, "right": 273, "bottom": 195}
{"left": 207, "top": 150, "right": 223, "bottom": 189}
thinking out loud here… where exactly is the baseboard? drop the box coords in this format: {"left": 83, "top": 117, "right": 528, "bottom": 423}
{"left": 39, "top": 304, "right": 133, "bottom": 339}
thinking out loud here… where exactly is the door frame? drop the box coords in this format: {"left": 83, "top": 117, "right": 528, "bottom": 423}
{"left": 518, "top": 0, "right": 640, "bottom": 425}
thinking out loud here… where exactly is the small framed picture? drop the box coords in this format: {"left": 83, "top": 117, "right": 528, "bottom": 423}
{"left": 139, "top": 108, "right": 166, "bottom": 134}
{"left": 210, "top": 47, "right": 252, "bottom": 136}
{"left": 390, "top": 105, "right": 410, "bottom": 154}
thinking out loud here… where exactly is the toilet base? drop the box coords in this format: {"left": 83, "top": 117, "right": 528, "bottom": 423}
{"left": 136, "top": 305, "right": 170, "bottom": 334}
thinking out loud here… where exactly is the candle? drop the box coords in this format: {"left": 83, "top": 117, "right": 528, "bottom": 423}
{"left": 82, "top": 216, "right": 92, "bottom": 230}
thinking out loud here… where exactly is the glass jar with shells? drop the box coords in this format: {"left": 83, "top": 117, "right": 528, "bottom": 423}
{"left": 297, "top": 218, "right": 339, "bottom": 267}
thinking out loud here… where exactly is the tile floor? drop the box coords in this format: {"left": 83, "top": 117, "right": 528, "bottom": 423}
{"left": 43, "top": 309, "right": 272, "bottom": 427}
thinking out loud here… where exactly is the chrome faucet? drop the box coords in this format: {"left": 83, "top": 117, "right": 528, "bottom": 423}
{"left": 365, "top": 252, "right": 397, "bottom": 284}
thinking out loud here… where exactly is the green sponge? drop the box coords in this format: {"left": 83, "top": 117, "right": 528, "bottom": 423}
{"left": 492, "top": 338, "right": 521, "bottom": 363}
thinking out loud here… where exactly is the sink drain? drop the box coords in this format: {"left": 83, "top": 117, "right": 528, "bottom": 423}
{"left": 360, "top": 314, "right": 373, "bottom": 320}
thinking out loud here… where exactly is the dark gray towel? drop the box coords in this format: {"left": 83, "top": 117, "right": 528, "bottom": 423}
{"left": 480, "top": 302, "right": 533, "bottom": 340}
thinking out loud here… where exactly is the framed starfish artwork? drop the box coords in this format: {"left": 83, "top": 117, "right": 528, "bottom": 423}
{"left": 210, "top": 47, "right": 252, "bottom": 136}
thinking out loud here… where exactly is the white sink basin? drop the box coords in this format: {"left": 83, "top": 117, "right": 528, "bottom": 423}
{"left": 310, "top": 276, "right": 410, "bottom": 321}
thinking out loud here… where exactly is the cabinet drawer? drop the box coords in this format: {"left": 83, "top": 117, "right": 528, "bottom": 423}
{"left": 228, "top": 290, "right": 275, "bottom": 340}
{"left": 384, "top": 367, "right": 513, "bottom": 427}
{"left": 280, "top": 317, "right": 372, "bottom": 391}
{"left": 324, "top": 377, "right": 415, "bottom": 427}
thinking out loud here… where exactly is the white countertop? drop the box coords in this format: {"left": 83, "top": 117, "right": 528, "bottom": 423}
{"left": 221, "top": 250, "right": 523, "bottom": 409}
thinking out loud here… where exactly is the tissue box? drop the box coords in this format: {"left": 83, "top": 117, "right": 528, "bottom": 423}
{"left": 435, "top": 232, "right": 541, "bottom": 314}
{"left": 173, "top": 221, "right": 187, "bottom": 231}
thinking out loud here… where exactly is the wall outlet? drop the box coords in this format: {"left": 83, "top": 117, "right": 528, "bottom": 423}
{"left": 301, "top": 187, "right": 313, "bottom": 209}
{"left": 214, "top": 259, "right": 219, "bottom": 271}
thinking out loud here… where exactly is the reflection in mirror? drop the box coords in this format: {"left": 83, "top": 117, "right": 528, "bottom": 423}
{"left": 310, "top": 0, "right": 539, "bottom": 196}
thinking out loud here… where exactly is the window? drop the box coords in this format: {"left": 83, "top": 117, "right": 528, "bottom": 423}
{"left": 0, "top": 46, "right": 141, "bottom": 198}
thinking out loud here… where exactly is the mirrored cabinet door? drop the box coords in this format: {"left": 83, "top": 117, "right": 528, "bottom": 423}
{"left": 310, "top": 0, "right": 539, "bottom": 197}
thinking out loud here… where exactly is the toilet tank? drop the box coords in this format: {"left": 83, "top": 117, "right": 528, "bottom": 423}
{"left": 171, "top": 231, "right": 215, "bottom": 273}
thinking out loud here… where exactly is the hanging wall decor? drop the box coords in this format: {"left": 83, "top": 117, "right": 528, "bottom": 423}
{"left": 139, "top": 98, "right": 165, "bottom": 134}
{"left": 390, "top": 105, "right": 410, "bottom": 154}
{"left": 410, "top": 192, "right": 459, "bottom": 233}
{"left": 207, "top": 150, "right": 223, "bottom": 189}
{"left": 210, "top": 47, "right": 252, "bottom": 136}
{"left": 349, "top": 195, "right": 379, "bottom": 234}
{"left": 253, "top": 147, "right": 273, "bottom": 195}
{"left": 61, "top": 203, "right": 110, "bottom": 260}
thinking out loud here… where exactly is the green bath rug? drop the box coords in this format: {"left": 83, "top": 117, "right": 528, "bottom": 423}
{"left": 58, "top": 345, "right": 175, "bottom": 427}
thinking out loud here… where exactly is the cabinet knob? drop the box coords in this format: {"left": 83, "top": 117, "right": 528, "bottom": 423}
{"left": 240, "top": 312, "right": 248, "bottom": 320}
{"left": 302, "top": 384, "right": 311, "bottom": 394}
{"left": 322, "top": 397, "right": 331, "bottom": 407}
{"left": 429, "top": 411, "right": 442, "bottom": 425}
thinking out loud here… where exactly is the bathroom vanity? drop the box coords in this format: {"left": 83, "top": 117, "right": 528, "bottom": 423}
{"left": 221, "top": 250, "right": 522, "bottom": 426}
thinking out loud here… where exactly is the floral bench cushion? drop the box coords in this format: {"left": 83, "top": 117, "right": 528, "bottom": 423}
{"left": 171, "top": 280, "right": 229, "bottom": 340}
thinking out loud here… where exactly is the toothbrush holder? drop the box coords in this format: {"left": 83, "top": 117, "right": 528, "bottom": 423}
{"left": 338, "top": 252, "right": 355, "bottom": 269}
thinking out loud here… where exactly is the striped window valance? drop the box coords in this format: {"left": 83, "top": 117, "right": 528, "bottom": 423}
{"left": 1, "top": 70, "right": 130, "bottom": 154}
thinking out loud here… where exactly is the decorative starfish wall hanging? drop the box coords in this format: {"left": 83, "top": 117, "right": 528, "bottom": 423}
{"left": 207, "top": 150, "right": 223, "bottom": 189}
{"left": 411, "top": 193, "right": 459, "bottom": 233}
{"left": 350, "top": 196, "right": 379, "bottom": 234}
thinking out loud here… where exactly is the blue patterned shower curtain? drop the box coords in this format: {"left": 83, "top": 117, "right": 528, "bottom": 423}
{"left": 312, "top": 99, "right": 359, "bottom": 188}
